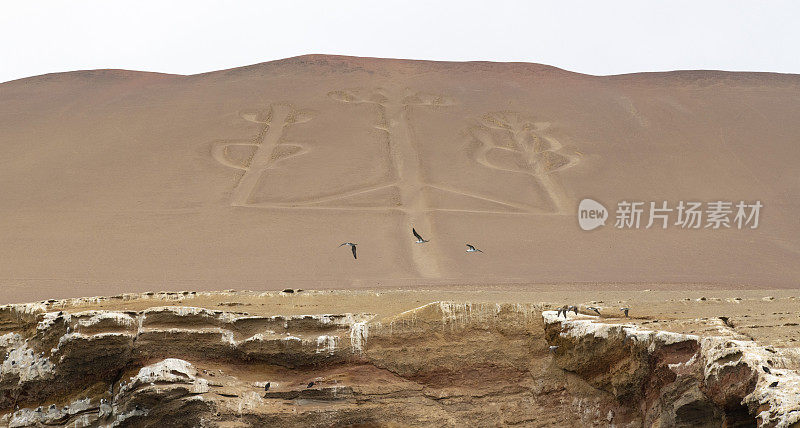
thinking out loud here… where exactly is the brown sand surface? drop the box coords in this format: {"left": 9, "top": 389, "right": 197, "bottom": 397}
{"left": 0, "top": 55, "right": 798, "bottom": 303}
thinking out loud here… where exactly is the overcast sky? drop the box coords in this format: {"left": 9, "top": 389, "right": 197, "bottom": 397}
{"left": 1, "top": 1, "right": 797, "bottom": 83}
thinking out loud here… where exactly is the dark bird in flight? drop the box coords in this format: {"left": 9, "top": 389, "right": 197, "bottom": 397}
{"left": 264, "top": 382, "right": 270, "bottom": 391}
{"left": 307, "top": 381, "right": 315, "bottom": 388}
{"left": 412, "top": 228, "right": 429, "bottom": 243}
{"left": 769, "top": 381, "right": 779, "bottom": 387}
{"left": 339, "top": 242, "right": 357, "bottom": 259}
{"left": 568, "top": 305, "right": 579, "bottom": 315}
{"left": 620, "top": 307, "right": 630, "bottom": 317}
{"left": 466, "top": 244, "right": 483, "bottom": 253}
{"left": 762, "top": 366, "right": 771, "bottom": 374}
{"left": 587, "top": 306, "right": 601, "bottom": 316}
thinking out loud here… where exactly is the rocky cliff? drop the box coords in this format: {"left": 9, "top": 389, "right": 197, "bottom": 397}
{"left": 543, "top": 311, "right": 800, "bottom": 428}
{"left": 1, "top": 298, "right": 798, "bottom": 427}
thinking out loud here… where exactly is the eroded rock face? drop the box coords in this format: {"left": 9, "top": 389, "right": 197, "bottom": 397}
{"left": 0, "top": 301, "right": 798, "bottom": 427}
{"left": 0, "top": 305, "right": 372, "bottom": 424}
{"left": 364, "top": 302, "right": 636, "bottom": 426}
{"left": 543, "top": 311, "right": 800, "bottom": 428}
{"left": 4, "top": 358, "right": 210, "bottom": 427}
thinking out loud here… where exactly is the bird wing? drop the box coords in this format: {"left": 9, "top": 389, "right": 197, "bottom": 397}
{"left": 351, "top": 245, "right": 357, "bottom": 259}
{"left": 339, "top": 243, "right": 347, "bottom": 247}
{"left": 466, "top": 244, "right": 475, "bottom": 250}
{"left": 412, "top": 228, "right": 422, "bottom": 240}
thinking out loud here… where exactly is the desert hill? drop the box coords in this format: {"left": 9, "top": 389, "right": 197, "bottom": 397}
{"left": 1, "top": 54, "right": 798, "bottom": 303}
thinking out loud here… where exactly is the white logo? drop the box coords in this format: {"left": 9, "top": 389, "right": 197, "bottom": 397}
{"left": 578, "top": 199, "right": 608, "bottom": 231}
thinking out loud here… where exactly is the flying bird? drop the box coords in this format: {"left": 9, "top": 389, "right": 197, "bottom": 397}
{"left": 264, "top": 382, "right": 270, "bottom": 392}
{"left": 412, "top": 228, "right": 429, "bottom": 243}
{"left": 587, "top": 306, "right": 601, "bottom": 316}
{"left": 620, "top": 307, "right": 630, "bottom": 317}
{"left": 339, "top": 242, "right": 357, "bottom": 259}
{"left": 307, "top": 381, "right": 315, "bottom": 388}
{"left": 466, "top": 244, "right": 483, "bottom": 253}
{"left": 762, "top": 366, "right": 771, "bottom": 374}
{"left": 568, "top": 305, "right": 579, "bottom": 315}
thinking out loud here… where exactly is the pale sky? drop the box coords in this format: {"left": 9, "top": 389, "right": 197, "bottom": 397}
{"left": 1, "top": 0, "right": 798, "bottom": 83}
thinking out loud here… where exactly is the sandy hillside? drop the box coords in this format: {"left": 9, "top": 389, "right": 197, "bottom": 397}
{"left": 0, "top": 55, "right": 798, "bottom": 303}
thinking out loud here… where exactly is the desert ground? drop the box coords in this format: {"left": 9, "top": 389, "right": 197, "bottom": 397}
{"left": 43, "top": 287, "right": 800, "bottom": 349}
{"left": 1, "top": 55, "right": 799, "bottom": 304}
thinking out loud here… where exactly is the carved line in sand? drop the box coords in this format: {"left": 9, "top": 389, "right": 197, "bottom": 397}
{"left": 326, "top": 90, "right": 540, "bottom": 215}
{"left": 327, "top": 88, "right": 460, "bottom": 278}
{"left": 210, "top": 96, "right": 580, "bottom": 279}
{"left": 465, "top": 111, "right": 580, "bottom": 214}
{"left": 325, "top": 88, "right": 454, "bottom": 208}
{"left": 211, "top": 100, "right": 563, "bottom": 215}
{"left": 212, "top": 103, "right": 314, "bottom": 207}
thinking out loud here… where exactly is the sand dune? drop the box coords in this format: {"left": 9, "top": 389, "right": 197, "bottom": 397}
{"left": 0, "top": 55, "right": 798, "bottom": 303}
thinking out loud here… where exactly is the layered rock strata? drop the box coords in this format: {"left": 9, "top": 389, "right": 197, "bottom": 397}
{"left": 0, "top": 300, "right": 797, "bottom": 427}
